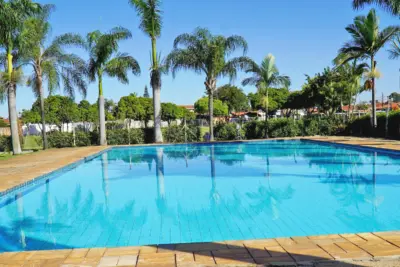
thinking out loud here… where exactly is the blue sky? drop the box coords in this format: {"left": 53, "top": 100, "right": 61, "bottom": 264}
{"left": 1, "top": 0, "right": 400, "bottom": 117}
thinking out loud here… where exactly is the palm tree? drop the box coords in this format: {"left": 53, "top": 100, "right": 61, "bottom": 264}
{"left": 353, "top": 0, "right": 400, "bottom": 15}
{"left": 0, "top": 0, "right": 41, "bottom": 155}
{"left": 242, "top": 53, "right": 291, "bottom": 120}
{"left": 166, "top": 28, "right": 250, "bottom": 141}
{"left": 19, "top": 5, "right": 88, "bottom": 150}
{"left": 130, "top": 0, "right": 165, "bottom": 143}
{"left": 334, "top": 9, "right": 400, "bottom": 128}
{"left": 85, "top": 28, "right": 141, "bottom": 145}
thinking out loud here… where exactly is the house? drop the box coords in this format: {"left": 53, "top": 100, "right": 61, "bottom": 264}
{"left": 178, "top": 105, "right": 195, "bottom": 112}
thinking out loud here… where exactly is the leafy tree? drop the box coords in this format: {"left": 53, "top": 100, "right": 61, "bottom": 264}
{"left": 194, "top": 97, "right": 228, "bottom": 117}
{"left": 215, "top": 85, "right": 249, "bottom": 113}
{"left": 334, "top": 9, "right": 400, "bottom": 128}
{"left": 19, "top": 6, "right": 87, "bottom": 150}
{"left": 130, "top": 0, "right": 166, "bottom": 143}
{"left": 143, "top": 85, "right": 150, "bottom": 98}
{"left": 389, "top": 92, "right": 400, "bottom": 102}
{"left": 335, "top": 61, "right": 369, "bottom": 119}
{"left": 242, "top": 54, "right": 290, "bottom": 119}
{"left": 116, "top": 93, "right": 146, "bottom": 121}
{"left": 0, "top": 0, "right": 41, "bottom": 154}
{"left": 104, "top": 98, "right": 116, "bottom": 120}
{"left": 138, "top": 97, "right": 154, "bottom": 127}
{"left": 161, "top": 102, "right": 181, "bottom": 125}
{"left": 85, "top": 27, "right": 141, "bottom": 145}
{"left": 353, "top": 0, "right": 400, "bottom": 15}
{"left": 178, "top": 106, "right": 196, "bottom": 121}
{"left": 248, "top": 87, "right": 289, "bottom": 114}
{"left": 21, "top": 109, "right": 40, "bottom": 124}
{"left": 28, "top": 95, "right": 78, "bottom": 131}
{"left": 166, "top": 28, "right": 251, "bottom": 141}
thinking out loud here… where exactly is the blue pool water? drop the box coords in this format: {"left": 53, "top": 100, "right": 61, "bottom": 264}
{"left": 1, "top": 140, "right": 400, "bottom": 252}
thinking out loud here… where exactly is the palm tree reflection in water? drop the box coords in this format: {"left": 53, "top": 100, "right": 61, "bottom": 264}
{"left": 101, "top": 153, "right": 110, "bottom": 212}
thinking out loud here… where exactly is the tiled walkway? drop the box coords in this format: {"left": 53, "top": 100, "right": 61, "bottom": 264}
{"left": 1, "top": 232, "right": 400, "bottom": 266}
{"left": 0, "top": 146, "right": 107, "bottom": 194}
{"left": 1, "top": 137, "right": 400, "bottom": 266}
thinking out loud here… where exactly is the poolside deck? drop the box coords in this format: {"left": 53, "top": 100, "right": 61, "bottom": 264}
{"left": 1, "top": 137, "right": 400, "bottom": 266}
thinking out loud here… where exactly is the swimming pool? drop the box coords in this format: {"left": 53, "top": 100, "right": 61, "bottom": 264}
{"left": 0, "top": 140, "right": 399, "bottom": 252}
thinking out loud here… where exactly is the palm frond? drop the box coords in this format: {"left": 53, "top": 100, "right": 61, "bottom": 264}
{"left": 388, "top": 35, "right": 400, "bottom": 59}
{"left": 225, "top": 35, "right": 248, "bottom": 55}
{"left": 104, "top": 53, "right": 141, "bottom": 84}
{"left": 166, "top": 48, "right": 205, "bottom": 78}
{"left": 353, "top": 0, "right": 400, "bottom": 15}
{"left": 129, "top": 0, "right": 162, "bottom": 38}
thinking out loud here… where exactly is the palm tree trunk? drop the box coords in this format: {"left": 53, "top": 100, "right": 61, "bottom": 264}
{"left": 371, "top": 56, "right": 377, "bottom": 128}
{"left": 98, "top": 72, "right": 107, "bottom": 145}
{"left": 38, "top": 74, "right": 48, "bottom": 150}
{"left": 7, "top": 51, "right": 21, "bottom": 155}
{"left": 153, "top": 85, "right": 163, "bottom": 143}
{"left": 151, "top": 37, "right": 163, "bottom": 143}
{"left": 209, "top": 90, "right": 214, "bottom": 141}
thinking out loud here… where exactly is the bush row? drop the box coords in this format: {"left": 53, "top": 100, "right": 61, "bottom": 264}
{"left": 214, "top": 117, "right": 345, "bottom": 141}
{"left": 45, "top": 125, "right": 202, "bottom": 148}
{"left": 346, "top": 111, "right": 400, "bottom": 139}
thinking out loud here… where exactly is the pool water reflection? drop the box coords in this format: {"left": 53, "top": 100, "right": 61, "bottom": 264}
{"left": 0, "top": 140, "right": 399, "bottom": 252}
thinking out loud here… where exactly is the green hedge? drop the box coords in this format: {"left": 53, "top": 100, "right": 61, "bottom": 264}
{"left": 0, "top": 136, "right": 12, "bottom": 152}
{"left": 346, "top": 111, "right": 400, "bottom": 139}
{"left": 214, "top": 123, "right": 244, "bottom": 141}
{"left": 163, "top": 125, "right": 201, "bottom": 143}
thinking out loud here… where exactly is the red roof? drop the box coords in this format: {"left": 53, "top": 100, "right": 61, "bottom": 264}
{"left": 178, "top": 105, "right": 194, "bottom": 110}
{"left": 0, "top": 117, "right": 9, "bottom": 124}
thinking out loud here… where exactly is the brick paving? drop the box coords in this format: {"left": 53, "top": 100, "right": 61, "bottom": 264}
{"left": 1, "top": 137, "right": 400, "bottom": 266}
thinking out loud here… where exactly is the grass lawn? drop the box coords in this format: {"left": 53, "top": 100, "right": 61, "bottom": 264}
{"left": 200, "top": 126, "right": 208, "bottom": 138}
{"left": 23, "top": 135, "right": 42, "bottom": 151}
{"left": 0, "top": 153, "right": 13, "bottom": 160}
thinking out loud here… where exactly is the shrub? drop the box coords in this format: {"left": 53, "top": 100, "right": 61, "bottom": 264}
{"left": 163, "top": 125, "right": 201, "bottom": 143}
{"left": 75, "top": 131, "right": 92, "bottom": 147}
{"left": 106, "top": 129, "right": 145, "bottom": 145}
{"left": 0, "top": 136, "right": 12, "bottom": 152}
{"left": 48, "top": 131, "right": 74, "bottom": 148}
{"left": 214, "top": 123, "right": 244, "bottom": 141}
{"left": 243, "top": 120, "right": 266, "bottom": 139}
{"left": 346, "top": 111, "right": 400, "bottom": 139}
{"left": 267, "top": 118, "right": 301, "bottom": 138}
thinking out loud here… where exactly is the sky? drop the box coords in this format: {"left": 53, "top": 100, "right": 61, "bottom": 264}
{"left": 1, "top": 0, "right": 400, "bottom": 117}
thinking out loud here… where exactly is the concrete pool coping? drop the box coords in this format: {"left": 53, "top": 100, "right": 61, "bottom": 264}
{"left": 1, "top": 136, "right": 400, "bottom": 266}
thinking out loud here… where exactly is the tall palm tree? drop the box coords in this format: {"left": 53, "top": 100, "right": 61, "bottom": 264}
{"left": 0, "top": 0, "right": 41, "bottom": 155}
{"left": 130, "top": 0, "right": 165, "bottom": 143}
{"left": 242, "top": 53, "right": 291, "bottom": 119}
{"left": 166, "top": 28, "right": 250, "bottom": 141}
{"left": 353, "top": 0, "right": 400, "bottom": 15}
{"left": 19, "top": 5, "right": 88, "bottom": 150}
{"left": 334, "top": 9, "right": 400, "bottom": 128}
{"left": 85, "top": 28, "right": 141, "bottom": 145}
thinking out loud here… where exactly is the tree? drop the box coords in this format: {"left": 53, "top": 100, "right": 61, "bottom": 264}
{"left": 194, "top": 97, "right": 228, "bottom": 117}
{"left": 85, "top": 27, "right": 141, "bottom": 145}
{"left": 335, "top": 61, "right": 369, "bottom": 119}
{"left": 242, "top": 54, "right": 290, "bottom": 120}
{"left": 0, "top": 0, "right": 41, "bottom": 154}
{"left": 130, "top": 0, "right": 166, "bottom": 143}
{"left": 143, "top": 85, "right": 150, "bottom": 98}
{"left": 248, "top": 87, "right": 289, "bottom": 114}
{"left": 178, "top": 106, "right": 196, "bottom": 121}
{"left": 353, "top": 0, "right": 400, "bottom": 15}
{"left": 161, "top": 102, "right": 181, "bottom": 125}
{"left": 215, "top": 85, "right": 249, "bottom": 113}
{"left": 116, "top": 93, "right": 146, "bottom": 121}
{"left": 334, "top": 9, "right": 400, "bottom": 128}
{"left": 389, "top": 92, "right": 400, "bottom": 102}
{"left": 19, "top": 6, "right": 87, "bottom": 150}
{"left": 166, "top": 28, "right": 250, "bottom": 141}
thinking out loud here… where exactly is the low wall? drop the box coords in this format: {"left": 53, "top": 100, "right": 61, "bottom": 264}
{"left": 0, "top": 127, "right": 10, "bottom": 136}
